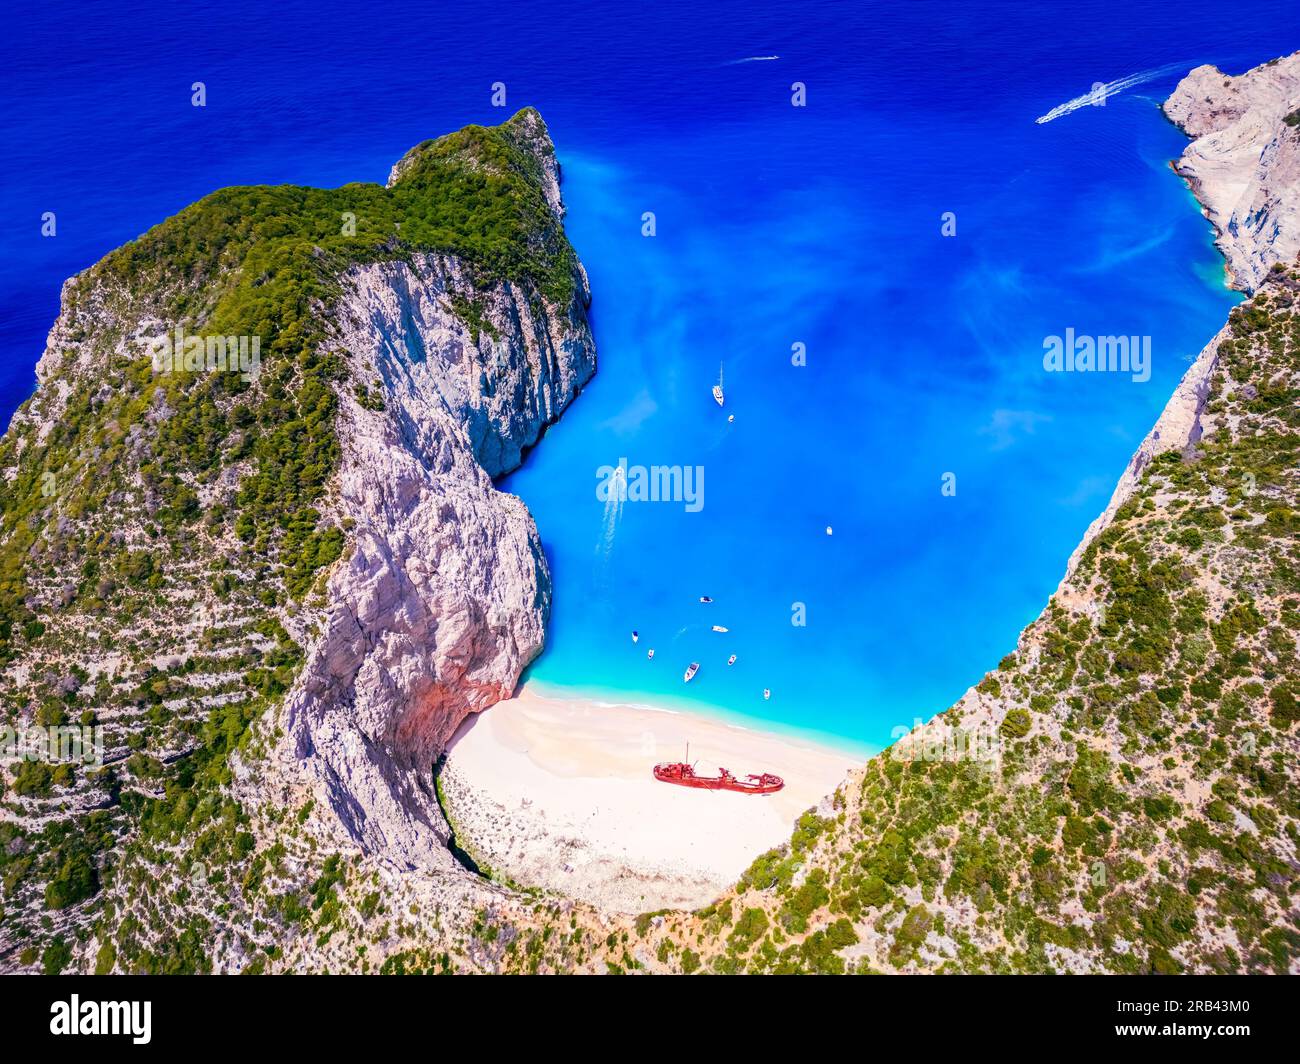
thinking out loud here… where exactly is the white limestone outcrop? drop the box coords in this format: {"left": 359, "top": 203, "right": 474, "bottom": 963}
{"left": 283, "top": 126, "right": 595, "bottom": 869}
{"left": 1059, "top": 53, "right": 1300, "bottom": 582}
{"left": 1164, "top": 52, "right": 1300, "bottom": 292}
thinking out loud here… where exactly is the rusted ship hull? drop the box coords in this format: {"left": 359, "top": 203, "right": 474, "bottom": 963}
{"left": 652, "top": 762, "right": 784, "bottom": 794}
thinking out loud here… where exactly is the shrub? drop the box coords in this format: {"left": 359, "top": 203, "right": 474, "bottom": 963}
{"left": 727, "top": 908, "right": 769, "bottom": 953}
{"left": 1000, "top": 708, "right": 1032, "bottom": 738}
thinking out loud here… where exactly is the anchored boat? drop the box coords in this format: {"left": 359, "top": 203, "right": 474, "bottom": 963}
{"left": 683, "top": 662, "right": 699, "bottom": 682}
{"left": 712, "top": 362, "right": 725, "bottom": 407}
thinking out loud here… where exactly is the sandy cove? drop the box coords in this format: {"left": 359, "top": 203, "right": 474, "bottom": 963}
{"left": 438, "top": 686, "right": 865, "bottom": 913}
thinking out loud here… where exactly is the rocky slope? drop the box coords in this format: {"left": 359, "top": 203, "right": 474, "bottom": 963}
{"left": 1063, "top": 52, "right": 1300, "bottom": 574}
{"left": 594, "top": 54, "right": 1298, "bottom": 975}
{"left": 1, "top": 58, "right": 1295, "bottom": 976}
{"left": 0, "top": 109, "right": 596, "bottom": 972}
{"left": 284, "top": 239, "right": 594, "bottom": 872}
{"left": 1164, "top": 51, "right": 1300, "bottom": 292}
{"left": 266, "top": 54, "right": 1296, "bottom": 975}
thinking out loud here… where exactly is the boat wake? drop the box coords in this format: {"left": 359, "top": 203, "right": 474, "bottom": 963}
{"left": 1034, "top": 62, "right": 1186, "bottom": 124}
{"left": 725, "top": 55, "right": 780, "bottom": 64}
{"left": 594, "top": 465, "right": 625, "bottom": 585}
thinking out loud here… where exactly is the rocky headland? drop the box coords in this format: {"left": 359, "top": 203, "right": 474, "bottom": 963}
{"left": 1163, "top": 51, "right": 1300, "bottom": 291}
{"left": 1, "top": 53, "right": 1297, "bottom": 975}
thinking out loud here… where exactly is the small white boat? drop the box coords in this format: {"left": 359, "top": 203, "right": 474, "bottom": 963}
{"left": 699, "top": 596, "right": 713, "bottom": 604}
{"left": 763, "top": 688, "right": 771, "bottom": 700}
{"left": 711, "top": 625, "right": 728, "bottom": 633}
{"left": 647, "top": 649, "right": 654, "bottom": 660}
{"left": 632, "top": 630, "right": 639, "bottom": 643}
{"left": 684, "top": 662, "right": 700, "bottom": 683}
{"left": 728, "top": 414, "right": 735, "bottom": 423}
{"left": 712, "top": 362, "right": 724, "bottom": 407}
{"left": 727, "top": 654, "right": 737, "bottom": 666}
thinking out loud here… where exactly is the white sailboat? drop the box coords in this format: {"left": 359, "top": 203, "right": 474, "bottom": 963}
{"left": 712, "top": 362, "right": 724, "bottom": 407}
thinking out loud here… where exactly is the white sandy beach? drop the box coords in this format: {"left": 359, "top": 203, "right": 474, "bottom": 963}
{"left": 440, "top": 686, "right": 863, "bottom": 912}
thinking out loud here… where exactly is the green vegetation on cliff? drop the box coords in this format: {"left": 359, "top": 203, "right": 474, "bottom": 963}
{"left": 0, "top": 108, "right": 573, "bottom": 660}
{"left": 0, "top": 109, "right": 580, "bottom": 973}
{"left": 617, "top": 261, "right": 1299, "bottom": 975}
{"left": 2, "top": 104, "right": 1293, "bottom": 976}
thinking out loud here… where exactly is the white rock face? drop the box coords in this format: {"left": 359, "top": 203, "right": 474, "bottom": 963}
{"left": 284, "top": 140, "right": 595, "bottom": 869}
{"left": 1164, "top": 52, "right": 1300, "bottom": 292}
{"left": 1061, "top": 53, "right": 1299, "bottom": 581}
{"left": 1061, "top": 320, "right": 1228, "bottom": 582}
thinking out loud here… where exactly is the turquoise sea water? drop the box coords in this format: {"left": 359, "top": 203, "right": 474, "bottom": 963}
{"left": 4, "top": 1, "right": 1286, "bottom": 752}
{"left": 505, "top": 103, "right": 1242, "bottom": 751}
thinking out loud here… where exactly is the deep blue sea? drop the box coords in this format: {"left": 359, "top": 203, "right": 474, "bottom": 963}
{"left": 5, "top": 1, "right": 1290, "bottom": 752}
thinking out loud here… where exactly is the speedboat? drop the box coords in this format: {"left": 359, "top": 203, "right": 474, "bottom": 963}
{"left": 632, "top": 630, "right": 639, "bottom": 643}
{"left": 647, "top": 649, "right": 654, "bottom": 660}
{"left": 699, "top": 596, "right": 713, "bottom": 604}
{"left": 711, "top": 625, "right": 728, "bottom": 633}
{"left": 684, "top": 662, "right": 700, "bottom": 683}
{"left": 763, "top": 688, "right": 771, "bottom": 700}
{"left": 727, "top": 655, "right": 737, "bottom": 666}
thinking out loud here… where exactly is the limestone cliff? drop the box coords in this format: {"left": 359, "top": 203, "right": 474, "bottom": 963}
{"left": 1062, "top": 53, "right": 1300, "bottom": 579}
{"left": 3, "top": 59, "right": 1295, "bottom": 977}
{"left": 0, "top": 108, "right": 596, "bottom": 972}
{"left": 1164, "top": 52, "right": 1300, "bottom": 292}
{"left": 284, "top": 246, "right": 595, "bottom": 868}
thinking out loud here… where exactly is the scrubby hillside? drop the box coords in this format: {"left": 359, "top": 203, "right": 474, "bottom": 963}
{"left": 2, "top": 69, "right": 1295, "bottom": 977}
{"left": 616, "top": 262, "right": 1298, "bottom": 973}
{"left": 0, "top": 109, "right": 596, "bottom": 973}
{"left": 331, "top": 259, "right": 1296, "bottom": 977}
